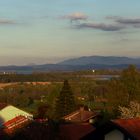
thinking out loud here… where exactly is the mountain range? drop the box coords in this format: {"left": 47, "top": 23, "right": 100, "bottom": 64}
{"left": 0, "top": 56, "right": 140, "bottom": 73}
{"left": 58, "top": 56, "right": 140, "bottom": 65}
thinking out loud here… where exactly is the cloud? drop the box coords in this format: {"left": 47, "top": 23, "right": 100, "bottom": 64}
{"left": 61, "top": 12, "right": 88, "bottom": 22}
{"left": 133, "top": 24, "right": 140, "bottom": 28}
{"left": 116, "top": 18, "right": 140, "bottom": 24}
{"left": 0, "top": 19, "right": 16, "bottom": 25}
{"left": 62, "top": 15, "right": 140, "bottom": 32}
{"left": 106, "top": 16, "right": 120, "bottom": 20}
{"left": 75, "top": 23, "right": 125, "bottom": 31}
{"left": 107, "top": 16, "right": 140, "bottom": 27}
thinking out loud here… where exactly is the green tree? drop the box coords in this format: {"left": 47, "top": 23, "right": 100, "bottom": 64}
{"left": 28, "top": 97, "right": 34, "bottom": 106}
{"left": 55, "top": 80, "right": 76, "bottom": 119}
{"left": 35, "top": 103, "right": 48, "bottom": 119}
{"left": 107, "top": 78, "right": 128, "bottom": 110}
{"left": 121, "top": 65, "right": 140, "bottom": 102}
{"left": 106, "top": 65, "right": 140, "bottom": 116}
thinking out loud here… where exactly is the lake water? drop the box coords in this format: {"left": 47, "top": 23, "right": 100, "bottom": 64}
{"left": 83, "top": 75, "right": 119, "bottom": 80}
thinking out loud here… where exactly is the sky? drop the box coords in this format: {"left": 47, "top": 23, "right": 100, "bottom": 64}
{"left": 0, "top": 0, "right": 140, "bottom": 65}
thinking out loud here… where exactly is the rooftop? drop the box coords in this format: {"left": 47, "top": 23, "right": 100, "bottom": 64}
{"left": 63, "top": 107, "right": 98, "bottom": 123}
{"left": 60, "top": 123, "right": 95, "bottom": 140}
{"left": 112, "top": 118, "right": 140, "bottom": 139}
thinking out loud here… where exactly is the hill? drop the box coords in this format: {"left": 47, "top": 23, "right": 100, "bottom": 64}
{"left": 58, "top": 56, "right": 140, "bottom": 65}
{"left": 0, "top": 56, "right": 140, "bottom": 73}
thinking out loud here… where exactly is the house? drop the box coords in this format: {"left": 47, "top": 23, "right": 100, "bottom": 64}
{"left": 60, "top": 106, "right": 98, "bottom": 140}
{"left": 63, "top": 107, "right": 99, "bottom": 123}
{"left": 59, "top": 123, "right": 95, "bottom": 140}
{"left": 82, "top": 118, "right": 140, "bottom": 140}
{"left": 3, "top": 115, "right": 30, "bottom": 134}
{"left": 0, "top": 103, "right": 33, "bottom": 133}
{"left": 110, "top": 118, "right": 140, "bottom": 140}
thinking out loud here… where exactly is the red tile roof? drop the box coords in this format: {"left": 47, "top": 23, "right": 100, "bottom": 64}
{"left": 4, "top": 115, "right": 28, "bottom": 128}
{"left": 3, "top": 115, "right": 29, "bottom": 134}
{"left": 112, "top": 118, "right": 140, "bottom": 139}
{"left": 60, "top": 123, "right": 95, "bottom": 140}
{"left": 63, "top": 109, "right": 98, "bottom": 123}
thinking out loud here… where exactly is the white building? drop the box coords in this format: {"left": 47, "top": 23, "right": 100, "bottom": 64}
{"left": 0, "top": 103, "right": 33, "bottom": 132}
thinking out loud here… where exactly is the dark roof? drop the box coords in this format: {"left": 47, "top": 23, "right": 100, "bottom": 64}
{"left": 82, "top": 118, "right": 140, "bottom": 140}
{"left": 0, "top": 103, "right": 8, "bottom": 110}
{"left": 112, "top": 118, "right": 140, "bottom": 139}
{"left": 81, "top": 122, "right": 115, "bottom": 140}
{"left": 59, "top": 123, "right": 95, "bottom": 140}
{"left": 9, "top": 121, "right": 53, "bottom": 140}
{"left": 63, "top": 109, "right": 98, "bottom": 123}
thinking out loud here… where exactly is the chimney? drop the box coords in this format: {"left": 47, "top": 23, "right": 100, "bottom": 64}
{"left": 80, "top": 106, "right": 85, "bottom": 121}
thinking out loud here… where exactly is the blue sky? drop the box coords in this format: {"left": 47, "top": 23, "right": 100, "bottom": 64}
{"left": 0, "top": 0, "right": 140, "bottom": 65}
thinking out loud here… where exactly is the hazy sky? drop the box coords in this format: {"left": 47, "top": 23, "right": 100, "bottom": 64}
{"left": 0, "top": 0, "right": 140, "bottom": 65}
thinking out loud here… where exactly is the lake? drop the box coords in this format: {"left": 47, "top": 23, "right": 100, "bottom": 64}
{"left": 83, "top": 75, "right": 120, "bottom": 80}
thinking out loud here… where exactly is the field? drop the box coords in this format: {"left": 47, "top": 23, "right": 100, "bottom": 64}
{"left": 0, "top": 82, "right": 51, "bottom": 89}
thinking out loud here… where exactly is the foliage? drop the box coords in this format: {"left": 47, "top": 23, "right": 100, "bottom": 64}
{"left": 106, "top": 65, "right": 140, "bottom": 114}
{"left": 120, "top": 65, "right": 140, "bottom": 102}
{"left": 0, "top": 65, "right": 140, "bottom": 120}
{"left": 35, "top": 103, "right": 48, "bottom": 119}
{"left": 95, "top": 110, "right": 113, "bottom": 127}
{"left": 54, "top": 80, "right": 76, "bottom": 119}
{"left": 119, "top": 101, "right": 140, "bottom": 119}
{"left": 107, "top": 78, "right": 128, "bottom": 108}
{"left": 0, "top": 72, "right": 94, "bottom": 83}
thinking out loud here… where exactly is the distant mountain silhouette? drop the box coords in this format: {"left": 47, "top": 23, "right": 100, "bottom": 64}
{"left": 0, "top": 56, "right": 140, "bottom": 73}
{"left": 58, "top": 56, "right": 140, "bottom": 65}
